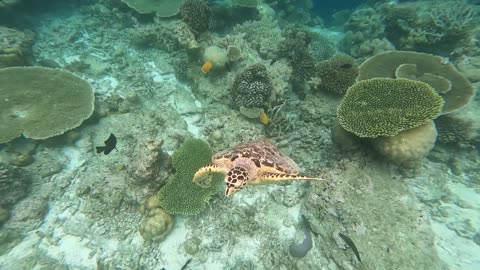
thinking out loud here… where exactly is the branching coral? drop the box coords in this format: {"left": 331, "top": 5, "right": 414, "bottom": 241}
{"left": 180, "top": 0, "right": 210, "bottom": 34}
{"left": 231, "top": 64, "right": 274, "bottom": 108}
{"left": 313, "top": 54, "right": 358, "bottom": 95}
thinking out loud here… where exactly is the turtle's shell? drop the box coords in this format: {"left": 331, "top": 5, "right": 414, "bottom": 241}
{"left": 213, "top": 140, "right": 300, "bottom": 175}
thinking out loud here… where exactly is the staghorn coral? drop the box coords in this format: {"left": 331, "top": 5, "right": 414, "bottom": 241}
{"left": 180, "top": 0, "right": 210, "bottom": 34}
{"left": 337, "top": 78, "right": 444, "bottom": 138}
{"left": 231, "top": 63, "right": 274, "bottom": 109}
{"left": 313, "top": 54, "right": 358, "bottom": 95}
{"left": 358, "top": 50, "right": 474, "bottom": 114}
{"left": 156, "top": 138, "right": 223, "bottom": 215}
{"left": 0, "top": 67, "right": 94, "bottom": 143}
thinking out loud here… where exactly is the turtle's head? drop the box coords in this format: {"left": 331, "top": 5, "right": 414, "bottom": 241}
{"left": 225, "top": 166, "right": 249, "bottom": 196}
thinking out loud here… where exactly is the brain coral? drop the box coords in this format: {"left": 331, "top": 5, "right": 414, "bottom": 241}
{"left": 357, "top": 50, "right": 474, "bottom": 114}
{"left": 157, "top": 138, "right": 223, "bottom": 215}
{"left": 231, "top": 64, "right": 273, "bottom": 108}
{"left": 0, "top": 67, "right": 94, "bottom": 143}
{"left": 337, "top": 78, "right": 444, "bottom": 138}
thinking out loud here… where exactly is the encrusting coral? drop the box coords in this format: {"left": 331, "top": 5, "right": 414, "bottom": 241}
{"left": 231, "top": 64, "right": 274, "bottom": 109}
{"left": 0, "top": 67, "right": 94, "bottom": 143}
{"left": 156, "top": 138, "right": 223, "bottom": 215}
{"left": 337, "top": 78, "right": 444, "bottom": 138}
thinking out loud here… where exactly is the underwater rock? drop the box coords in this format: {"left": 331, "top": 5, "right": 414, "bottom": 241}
{"left": 127, "top": 139, "right": 168, "bottom": 186}
{"left": 183, "top": 237, "right": 201, "bottom": 255}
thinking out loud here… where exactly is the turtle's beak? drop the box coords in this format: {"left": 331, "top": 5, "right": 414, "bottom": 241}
{"left": 225, "top": 186, "right": 237, "bottom": 196}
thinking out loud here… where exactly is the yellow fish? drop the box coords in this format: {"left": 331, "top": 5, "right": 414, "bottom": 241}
{"left": 259, "top": 111, "right": 269, "bottom": 125}
{"left": 201, "top": 60, "right": 213, "bottom": 73}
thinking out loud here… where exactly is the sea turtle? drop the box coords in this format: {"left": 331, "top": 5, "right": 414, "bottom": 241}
{"left": 193, "top": 139, "right": 323, "bottom": 196}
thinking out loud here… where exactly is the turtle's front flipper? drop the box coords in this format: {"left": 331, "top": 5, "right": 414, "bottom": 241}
{"left": 193, "top": 164, "right": 228, "bottom": 188}
{"left": 252, "top": 173, "right": 325, "bottom": 185}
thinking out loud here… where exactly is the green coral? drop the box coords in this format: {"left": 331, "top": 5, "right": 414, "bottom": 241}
{"left": 337, "top": 78, "right": 444, "bottom": 138}
{"left": 157, "top": 138, "right": 223, "bottom": 215}
{"left": 0, "top": 67, "right": 94, "bottom": 144}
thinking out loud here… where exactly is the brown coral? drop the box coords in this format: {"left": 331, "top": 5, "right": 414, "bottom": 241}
{"left": 314, "top": 54, "right": 358, "bottom": 95}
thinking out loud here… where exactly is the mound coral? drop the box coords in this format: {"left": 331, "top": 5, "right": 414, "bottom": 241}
{"left": 180, "top": 0, "right": 210, "bottom": 34}
{"left": 314, "top": 54, "right": 358, "bottom": 95}
{"left": 157, "top": 138, "right": 223, "bottom": 215}
{"left": 120, "top": 0, "right": 185, "bottom": 17}
{"left": 0, "top": 67, "right": 94, "bottom": 143}
{"left": 337, "top": 78, "right": 444, "bottom": 138}
{"left": 372, "top": 120, "right": 437, "bottom": 168}
{"left": 139, "top": 207, "right": 174, "bottom": 242}
{"left": 231, "top": 64, "right": 273, "bottom": 108}
{"left": 0, "top": 26, "right": 34, "bottom": 68}
{"left": 357, "top": 51, "right": 474, "bottom": 114}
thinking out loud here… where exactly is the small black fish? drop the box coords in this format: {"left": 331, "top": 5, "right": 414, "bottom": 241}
{"left": 340, "top": 63, "right": 353, "bottom": 69}
{"left": 180, "top": 258, "right": 192, "bottom": 270}
{"left": 339, "top": 233, "right": 362, "bottom": 263}
{"left": 96, "top": 133, "right": 117, "bottom": 155}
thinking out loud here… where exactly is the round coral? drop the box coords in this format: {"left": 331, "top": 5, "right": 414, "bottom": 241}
{"left": 315, "top": 54, "right": 358, "bottom": 95}
{"left": 372, "top": 120, "right": 437, "bottom": 167}
{"left": 337, "top": 78, "right": 444, "bottom": 138}
{"left": 180, "top": 0, "right": 210, "bottom": 34}
{"left": 139, "top": 208, "right": 174, "bottom": 242}
{"left": 231, "top": 64, "right": 273, "bottom": 108}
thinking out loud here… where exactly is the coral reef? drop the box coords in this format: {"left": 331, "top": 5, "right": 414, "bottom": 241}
{"left": 231, "top": 63, "right": 273, "bottom": 109}
{"left": 180, "top": 0, "right": 210, "bottom": 34}
{"left": 0, "top": 26, "right": 34, "bottom": 68}
{"left": 127, "top": 139, "right": 169, "bottom": 186}
{"left": 337, "top": 78, "right": 444, "bottom": 138}
{"left": 0, "top": 162, "right": 29, "bottom": 208}
{"left": 313, "top": 54, "right": 358, "bottom": 95}
{"left": 120, "top": 0, "right": 185, "bottom": 17}
{"left": 0, "top": 67, "right": 94, "bottom": 143}
{"left": 358, "top": 50, "right": 474, "bottom": 114}
{"left": 434, "top": 115, "right": 475, "bottom": 145}
{"left": 156, "top": 138, "right": 223, "bottom": 215}
{"left": 130, "top": 25, "right": 179, "bottom": 52}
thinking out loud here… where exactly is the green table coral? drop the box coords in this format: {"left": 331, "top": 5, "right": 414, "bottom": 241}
{"left": 0, "top": 67, "right": 94, "bottom": 144}
{"left": 157, "top": 138, "right": 223, "bottom": 215}
{"left": 337, "top": 78, "right": 444, "bottom": 138}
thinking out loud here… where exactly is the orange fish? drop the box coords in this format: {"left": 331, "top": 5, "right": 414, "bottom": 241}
{"left": 259, "top": 111, "right": 269, "bottom": 125}
{"left": 201, "top": 60, "right": 213, "bottom": 73}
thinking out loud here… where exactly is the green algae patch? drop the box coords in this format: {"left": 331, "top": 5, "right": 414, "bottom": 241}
{"left": 157, "top": 138, "right": 223, "bottom": 215}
